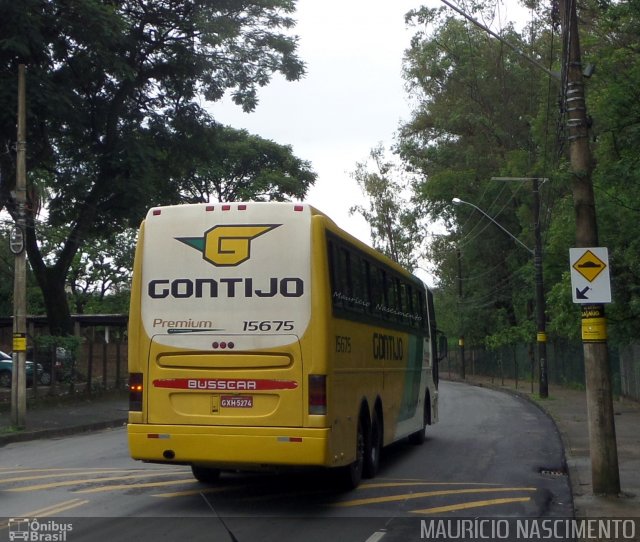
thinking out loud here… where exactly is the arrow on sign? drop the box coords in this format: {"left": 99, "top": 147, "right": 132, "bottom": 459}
{"left": 576, "top": 286, "right": 590, "bottom": 300}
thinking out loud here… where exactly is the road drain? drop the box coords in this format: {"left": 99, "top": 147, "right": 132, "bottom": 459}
{"left": 539, "top": 466, "right": 568, "bottom": 477}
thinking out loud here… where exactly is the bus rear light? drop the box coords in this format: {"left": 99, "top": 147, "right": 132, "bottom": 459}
{"left": 222, "top": 204, "right": 231, "bottom": 211}
{"left": 308, "top": 375, "right": 327, "bottom": 415}
{"left": 206, "top": 205, "right": 215, "bottom": 211}
{"left": 294, "top": 205, "right": 304, "bottom": 212}
{"left": 129, "top": 373, "right": 143, "bottom": 411}
{"left": 238, "top": 204, "right": 247, "bottom": 210}
{"left": 152, "top": 209, "right": 161, "bottom": 216}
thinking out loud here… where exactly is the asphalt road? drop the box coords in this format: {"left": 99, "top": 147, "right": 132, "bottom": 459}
{"left": 0, "top": 381, "right": 572, "bottom": 542}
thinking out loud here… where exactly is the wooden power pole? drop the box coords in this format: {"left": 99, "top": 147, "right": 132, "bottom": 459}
{"left": 559, "top": 0, "right": 620, "bottom": 495}
{"left": 11, "top": 64, "right": 28, "bottom": 429}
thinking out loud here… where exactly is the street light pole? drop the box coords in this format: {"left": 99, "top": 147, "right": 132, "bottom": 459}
{"left": 452, "top": 196, "right": 548, "bottom": 398}
{"left": 491, "top": 177, "right": 549, "bottom": 398}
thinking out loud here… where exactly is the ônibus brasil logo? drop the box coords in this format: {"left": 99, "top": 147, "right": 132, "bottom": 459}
{"left": 176, "top": 224, "right": 280, "bottom": 267}
{"left": 8, "top": 518, "right": 73, "bottom": 542}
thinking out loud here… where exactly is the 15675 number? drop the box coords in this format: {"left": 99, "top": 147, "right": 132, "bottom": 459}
{"left": 242, "top": 320, "right": 294, "bottom": 332}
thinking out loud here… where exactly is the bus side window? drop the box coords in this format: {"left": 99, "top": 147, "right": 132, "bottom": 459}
{"left": 403, "top": 283, "right": 414, "bottom": 327}
{"left": 363, "top": 259, "right": 373, "bottom": 313}
{"left": 371, "top": 267, "right": 385, "bottom": 318}
{"left": 387, "top": 275, "right": 398, "bottom": 322}
{"left": 339, "top": 246, "right": 353, "bottom": 300}
{"left": 351, "top": 254, "right": 367, "bottom": 313}
{"left": 418, "top": 293, "right": 428, "bottom": 333}
{"left": 411, "top": 288, "right": 421, "bottom": 329}
{"left": 327, "top": 240, "right": 341, "bottom": 310}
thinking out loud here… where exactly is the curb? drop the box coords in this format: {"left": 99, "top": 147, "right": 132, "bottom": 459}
{"left": 0, "top": 418, "right": 127, "bottom": 447}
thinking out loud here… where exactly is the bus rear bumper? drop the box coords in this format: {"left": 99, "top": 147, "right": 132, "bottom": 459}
{"left": 128, "top": 424, "right": 333, "bottom": 468}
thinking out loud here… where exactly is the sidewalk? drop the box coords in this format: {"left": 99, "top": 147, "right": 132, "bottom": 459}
{"left": 1, "top": 380, "right": 639, "bottom": 518}
{"left": 0, "top": 390, "right": 128, "bottom": 445}
{"left": 444, "top": 373, "right": 640, "bottom": 518}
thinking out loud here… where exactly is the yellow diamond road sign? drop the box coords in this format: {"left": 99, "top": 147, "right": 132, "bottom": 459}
{"left": 569, "top": 247, "right": 611, "bottom": 304}
{"left": 572, "top": 249, "right": 606, "bottom": 282}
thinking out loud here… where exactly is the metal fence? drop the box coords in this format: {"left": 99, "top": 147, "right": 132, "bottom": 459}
{"left": 442, "top": 339, "right": 631, "bottom": 399}
{"left": 0, "top": 314, "right": 128, "bottom": 400}
{"left": 619, "top": 344, "right": 640, "bottom": 402}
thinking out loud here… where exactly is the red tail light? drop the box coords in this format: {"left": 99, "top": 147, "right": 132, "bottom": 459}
{"left": 129, "top": 373, "right": 143, "bottom": 411}
{"left": 308, "top": 375, "right": 327, "bottom": 415}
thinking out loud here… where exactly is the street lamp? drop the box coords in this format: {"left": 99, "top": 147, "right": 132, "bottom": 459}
{"left": 452, "top": 196, "right": 549, "bottom": 398}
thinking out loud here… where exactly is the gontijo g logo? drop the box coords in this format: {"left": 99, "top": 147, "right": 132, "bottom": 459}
{"left": 176, "top": 224, "right": 280, "bottom": 267}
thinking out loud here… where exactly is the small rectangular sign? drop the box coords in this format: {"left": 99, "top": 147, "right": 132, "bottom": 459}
{"left": 12, "top": 333, "right": 27, "bottom": 352}
{"left": 569, "top": 247, "right": 612, "bottom": 304}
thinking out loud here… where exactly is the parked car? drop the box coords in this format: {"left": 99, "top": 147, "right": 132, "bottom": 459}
{"left": 25, "top": 346, "right": 73, "bottom": 385}
{"left": 0, "top": 350, "right": 44, "bottom": 387}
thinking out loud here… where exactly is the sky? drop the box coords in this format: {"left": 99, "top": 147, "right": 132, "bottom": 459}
{"left": 211, "top": 1, "right": 530, "bottom": 268}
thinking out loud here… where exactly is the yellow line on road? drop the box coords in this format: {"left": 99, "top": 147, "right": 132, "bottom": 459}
{"left": 412, "top": 496, "right": 531, "bottom": 514}
{"left": 7, "top": 471, "right": 187, "bottom": 492}
{"left": 153, "top": 486, "right": 234, "bottom": 498}
{"left": 75, "top": 478, "right": 195, "bottom": 493}
{"left": 1, "top": 469, "right": 168, "bottom": 484}
{"left": 335, "top": 487, "right": 537, "bottom": 507}
{"left": 360, "top": 481, "right": 503, "bottom": 490}
{"left": 0, "top": 498, "right": 90, "bottom": 530}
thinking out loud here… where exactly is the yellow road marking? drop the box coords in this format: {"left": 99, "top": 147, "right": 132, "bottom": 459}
{"left": 75, "top": 478, "right": 195, "bottom": 493}
{"left": 335, "top": 487, "right": 537, "bottom": 507}
{"left": 413, "top": 496, "right": 532, "bottom": 514}
{"left": 360, "top": 481, "right": 502, "bottom": 490}
{"left": 0, "top": 469, "right": 171, "bottom": 484}
{"left": 7, "top": 471, "right": 188, "bottom": 492}
{"left": 0, "top": 498, "right": 89, "bottom": 530}
{"left": 153, "top": 486, "right": 234, "bottom": 498}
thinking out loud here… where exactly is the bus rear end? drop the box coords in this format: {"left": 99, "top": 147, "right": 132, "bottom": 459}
{"left": 127, "top": 203, "right": 328, "bottom": 474}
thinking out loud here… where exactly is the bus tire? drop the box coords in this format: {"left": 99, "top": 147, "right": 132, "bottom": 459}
{"left": 191, "top": 465, "right": 221, "bottom": 483}
{"left": 408, "top": 393, "right": 430, "bottom": 445}
{"left": 338, "top": 416, "right": 365, "bottom": 490}
{"left": 364, "top": 409, "right": 382, "bottom": 479}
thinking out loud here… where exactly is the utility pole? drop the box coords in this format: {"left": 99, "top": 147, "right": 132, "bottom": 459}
{"left": 456, "top": 248, "right": 465, "bottom": 379}
{"left": 532, "top": 178, "right": 548, "bottom": 398}
{"left": 492, "top": 177, "right": 549, "bottom": 399}
{"left": 559, "top": 0, "right": 620, "bottom": 495}
{"left": 11, "top": 63, "right": 28, "bottom": 429}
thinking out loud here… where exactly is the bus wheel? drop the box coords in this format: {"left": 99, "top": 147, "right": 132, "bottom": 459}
{"left": 191, "top": 465, "right": 221, "bottom": 483}
{"left": 364, "top": 411, "right": 382, "bottom": 478}
{"left": 408, "top": 394, "right": 429, "bottom": 445}
{"left": 338, "top": 416, "right": 365, "bottom": 490}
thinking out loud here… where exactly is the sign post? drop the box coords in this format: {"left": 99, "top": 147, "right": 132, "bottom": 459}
{"left": 570, "top": 247, "right": 611, "bottom": 342}
{"left": 569, "top": 246, "right": 619, "bottom": 494}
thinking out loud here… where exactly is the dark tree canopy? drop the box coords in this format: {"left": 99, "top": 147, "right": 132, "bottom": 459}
{"left": 0, "top": 0, "right": 311, "bottom": 334}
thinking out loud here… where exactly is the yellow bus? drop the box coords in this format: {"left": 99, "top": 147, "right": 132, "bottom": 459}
{"left": 127, "top": 202, "right": 444, "bottom": 488}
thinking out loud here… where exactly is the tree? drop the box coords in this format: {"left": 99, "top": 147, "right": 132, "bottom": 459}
{"left": 173, "top": 123, "right": 315, "bottom": 203}
{"left": 350, "top": 144, "right": 421, "bottom": 270}
{"left": 0, "top": 0, "right": 307, "bottom": 335}
{"left": 398, "top": 4, "right": 552, "bottom": 346}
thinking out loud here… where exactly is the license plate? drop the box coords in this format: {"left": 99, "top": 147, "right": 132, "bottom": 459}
{"left": 221, "top": 395, "right": 253, "bottom": 408}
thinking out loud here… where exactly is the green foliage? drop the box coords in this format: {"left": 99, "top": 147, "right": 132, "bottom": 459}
{"left": 0, "top": 0, "right": 310, "bottom": 333}
{"left": 33, "top": 334, "right": 83, "bottom": 357}
{"left": 398, "top": 0, "right": 640, "bottom": 350}
{"left": 175, "top": 124, "right": 316, "bottom": 203}
{"left": 350, "top": 145, "right": 421, "bottom": 270}
{"left": 399, "top": 3, "right": 547, "bottom": 347}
